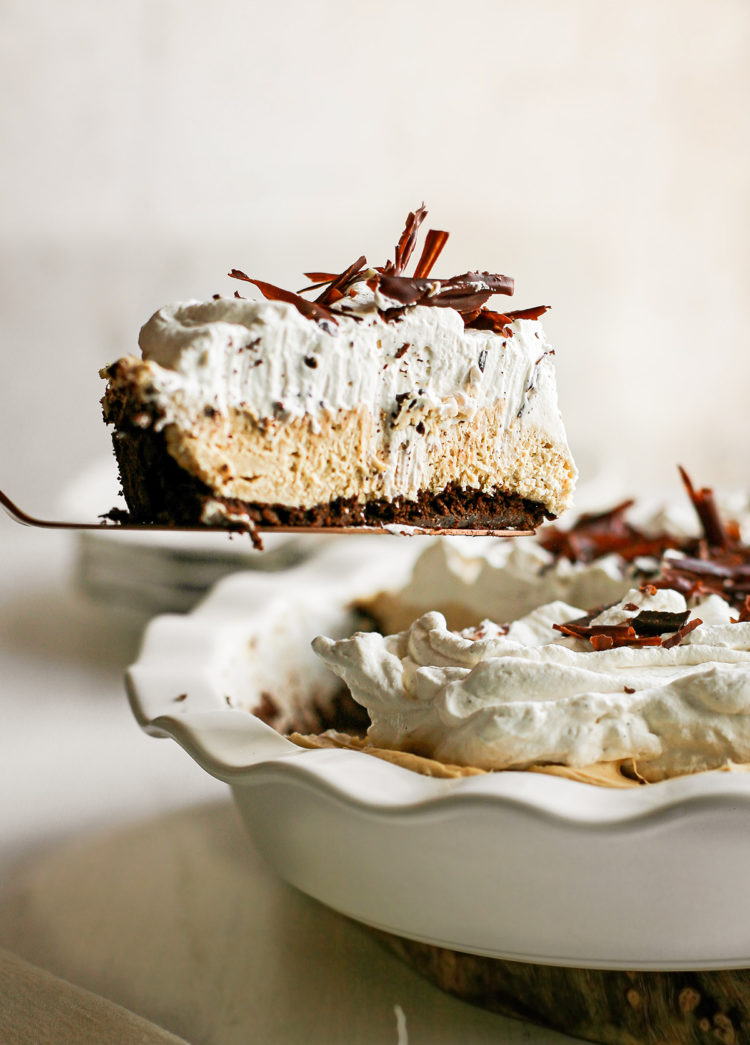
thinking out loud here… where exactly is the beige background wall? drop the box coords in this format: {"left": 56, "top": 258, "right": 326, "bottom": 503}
{"left": 2, "top": 0, "right": 749, "bottom": 512}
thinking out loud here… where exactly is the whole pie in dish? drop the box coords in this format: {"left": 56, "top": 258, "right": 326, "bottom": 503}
{"left": 101, "top": 206, "right": 576, "bottom": 540}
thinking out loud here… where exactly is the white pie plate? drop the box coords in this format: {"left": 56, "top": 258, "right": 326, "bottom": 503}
{"left": 126, "top": 539, "right": 750, "bottom": 970}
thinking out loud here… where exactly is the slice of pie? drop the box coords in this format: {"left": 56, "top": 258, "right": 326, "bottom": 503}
{"left": 101, "top": 206, "right": 577, "bottom": 540}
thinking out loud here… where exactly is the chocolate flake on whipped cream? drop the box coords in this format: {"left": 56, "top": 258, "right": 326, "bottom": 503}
{"left": 465, "top": 305, "right": 551, "bottom": 336}
{"left": 228, "top": 271, "right": 339, "bottom": 328}
{"left": 662, "top": 617, "right": 703, "bottom": 649}
{"left": 384, "top": 204, "right": 428, "bottom": 276}
{"left": 371, "top": 270, "right": 515, "bottom": 315}
{"left": 549, "top": 467, "right": 750, "bottom": 649}
{"left": 314, "top": 255, "right": 368, "bottom": 307}
{"left": 553, "top": 611, "right": 701, "bottom": 651}
{"left": 647, "top": 468, "right": 750, "bottom": 611}
{"left": 229, "top": 205, "right": 549, "bottom": 334}
{"left": 678, "top": 464, "right": 734, "bottom": 549}
{"left": 413, "top": 229, "right": 449, "bottom": 278}
{"left": 539, "top": 498, "right": 689, "bottom": 564}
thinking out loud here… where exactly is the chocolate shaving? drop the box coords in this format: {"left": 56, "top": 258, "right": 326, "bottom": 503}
{"left": 554, "top": 621, "right": 639, "bottom": 641}
{"left": 505, "top": 305, "right": 550, "bottom": 321}
{"left": 662, "top": 617, "right": 702, "bottom": 649}
{"left": 384, "top": 204, "right": 428, "bottom": 275}
{"left": 554, "top": 605, "right": 694, "bottom": 651}
{"left": 661, "top": 556, "right": 737, "bottom": 581}
{"left": 539, "top": 499, "right": 689, "bottom": 565}
{"left": 630, "top": 609, "right": 690, "bottom": 636}
{"left": 465, "top": 305, "right": 549, "bottom": 335}
{"left": 678, "top": 465, "right": 730, "bottom": 549}
{"left": 297, "top": 274, "right": 339, "bottom": 293}
{"left": 464, "top": 309, "right": 514, "bottom": 336}
{"left": 315, "top": 255, "right": 367, "bottom": 306}
{"left": 228, "top": 270, "right": 338, "bottom": 328}
{"left": 230, "top": 204, "right": 528, "bottom": 331}
{"left": 589, "top": 632, "right": 663, "bottom": 651}
{"left": 554, "top": 616, "right": 667, "bottom": 650}
{"left": 547, "top": 467, "right": 750, "bottom": 657}
{"left": 548, "top": 466, "right": 750, "bottom": 656}
{"left": 371, "top": 271, "right": 514, "bottom": 315}
{"left": 303, "top": 271, "right": 339, "bottom": 282}
{"left": 413, "top": 229, "right": 449, "bottom": 279}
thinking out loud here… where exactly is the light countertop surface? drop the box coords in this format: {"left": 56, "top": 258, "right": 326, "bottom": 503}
{"left": 0, "top": 527, "right": 581, "bottom": 1043}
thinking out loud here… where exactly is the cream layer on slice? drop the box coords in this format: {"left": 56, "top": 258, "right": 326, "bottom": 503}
{"left": 106, "top": 289, "right": 576, "bottom": 514}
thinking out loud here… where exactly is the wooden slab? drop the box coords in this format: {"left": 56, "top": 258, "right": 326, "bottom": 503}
{"left": 377, "top": 931, "right": 750, "bottom": 1045}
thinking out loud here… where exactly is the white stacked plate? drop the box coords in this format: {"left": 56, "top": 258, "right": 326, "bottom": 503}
{"left": 58, "top": 460, "right": 315, "bottom": 615}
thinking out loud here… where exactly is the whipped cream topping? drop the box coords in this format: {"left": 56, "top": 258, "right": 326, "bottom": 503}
{"left": 134, "top": 289, "right": 576, "bottom": 513}
{"left": 372, "top": 537, "right": 641, "bottom": 632}
{"left": 313, "top": 586, "right": 750, "bottom": 781}
{"left": 372, "top": 491, "right": 750, "bottom": 633}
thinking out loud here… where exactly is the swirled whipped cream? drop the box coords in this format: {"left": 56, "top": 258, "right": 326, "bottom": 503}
{"left": 313, "top": 586, "right": 750, "bottom": 781}
{"left": 368, "top": 537, "right": 642, "bottom": 633}
{"left": 368, "top": 490, "right": 750, "bottom": 633}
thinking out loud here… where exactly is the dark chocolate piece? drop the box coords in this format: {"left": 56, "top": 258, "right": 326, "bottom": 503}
{"left": 228, "top": 271, "right": 338, "bottom": 328}
{"left": 371, "top": 271, "right": 514, "bottom": 315}
{"left": 662, "top": 618, "right": 702, "bottom": 649}
{"left": 679, "top": 465, "right": 730, "bottom": 549}
{"left": 413, "top": 229, "right": 449, "bottom": 279}
{"left": 315, "top": 255, "right": 368, "bottom": 306}
{"left": 384, "top": 204, "right": 428, "bottom": 276}
{"left": 630, "top": 609, "right": 690, "bottom": 637}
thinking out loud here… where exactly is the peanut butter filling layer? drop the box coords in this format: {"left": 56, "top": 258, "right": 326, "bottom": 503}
{"left": 288, "top": 730, "right": 750, "bottom": 789}
{"left": 167, "top": 399, "right": 574, "bottom": 512}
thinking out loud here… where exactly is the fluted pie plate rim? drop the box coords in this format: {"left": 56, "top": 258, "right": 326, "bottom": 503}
{"left": 126, "top": 540, "right": 750, "bottom": 969}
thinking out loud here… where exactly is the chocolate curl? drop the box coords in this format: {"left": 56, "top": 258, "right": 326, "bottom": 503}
{"left": 505, "top": 305, "right": 550, "bottom": 321}
{"left": 561, "top": 626, "right": 664, "bottom": 651}
{"left": 554, "top": 616, "right": 666, "bottom": 650}
{"left": 384, "top": 204, "right": 428, "bottom": 276}
{"left": 662, "top": 555, "right": 738, "bottom": 581}
{"left": 228, "top": 270, "right": 338, "bottom": 327}
{"left": 297, "top": 271, "right": 340, "bottom": 293}
{"left": 372, "top": 271, "right": 514, "bottom": 315}
{"left": 589, "top": 633, "right": 663, "bottom": 651}
{"left": 304, "top": 271, "right": 339, "bottom": 282}
{"left": 465, "top": 304, "right": 548, "bottom": 334}
{"left": 662, "top": 617, "right": 702, "bottom": 649}
{"left": 554, "top": 622, "right": 639, "bottom": 641}
{"left": 315, "top": 255, "right": 368, "bottom": 306}
{"left": 553, "top": 607, "right": 696, "bottom": 651}
{"left": 630, "top": 609, "right": 690, "bottom": 636}
{"left": 464, "top": 309, "right": 514, "bottom": 335}
{"left": 540, "top": 500, "right": 640, "bottom": 563}
{"left": 678, "top": 465, "right": 730, "bottom": 549}
{"left": 413, "top": 230, "right": 449, "bottom": 279}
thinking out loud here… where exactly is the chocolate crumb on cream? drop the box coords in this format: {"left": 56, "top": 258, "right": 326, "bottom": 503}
{"left": 101, "top": 205, "right": 576, "bottom": 535}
